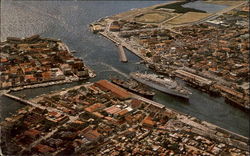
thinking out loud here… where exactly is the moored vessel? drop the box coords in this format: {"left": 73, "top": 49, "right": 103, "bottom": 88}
{"left": 130, "top": 72, "right": 192, "bottom": 99}
{"left": 111, "top": 77, "right": 155, "bottom": 99}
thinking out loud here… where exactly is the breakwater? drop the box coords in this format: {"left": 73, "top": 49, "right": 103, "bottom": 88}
{"left": 117, "top": 44, "right": 128, "bottom": 62}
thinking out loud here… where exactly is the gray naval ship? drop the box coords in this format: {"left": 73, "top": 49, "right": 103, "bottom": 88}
{"left": 130, "top": 72, "right": 192, "bottom": 99}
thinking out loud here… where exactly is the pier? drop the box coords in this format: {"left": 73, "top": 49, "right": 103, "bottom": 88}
{"left": 117, "top": 44, "right": 128, "bottom": 63}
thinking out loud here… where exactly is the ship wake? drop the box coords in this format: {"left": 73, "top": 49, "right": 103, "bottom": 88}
{"left": 97, "top": 62, "right": 129, "bottom": 78}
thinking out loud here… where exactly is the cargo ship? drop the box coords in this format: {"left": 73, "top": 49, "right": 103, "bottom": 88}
{"left": 130, "top": 72, "right": 192, "bottom": 99}
{"left": 111, "top": 77, "right": 155, "bottom": 99}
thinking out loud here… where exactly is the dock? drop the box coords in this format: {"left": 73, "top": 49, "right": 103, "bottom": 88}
{"left": 117, "top": 44, "right": 128, "bottom": 63}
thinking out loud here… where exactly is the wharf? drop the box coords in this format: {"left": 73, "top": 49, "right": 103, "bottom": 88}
{"left": 1, "top": 73, "right": 95, "bottom": 93}
{"left": 99, "top": 32, "right": 120, "bottom": 44}
{"left": 99, "top": 32, "right": 145, "bottom": 60}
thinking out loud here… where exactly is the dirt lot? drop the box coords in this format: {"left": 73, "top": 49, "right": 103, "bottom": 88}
{"left": 112, "top": 9, "right": 139, "bottom": 20}
{"left": 166, "top": 12, "right": 211, "bottom": 25}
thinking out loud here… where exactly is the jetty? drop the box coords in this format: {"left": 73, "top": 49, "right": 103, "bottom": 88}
{"left": 117, "top": 44, "right": 128, "bottom": 62}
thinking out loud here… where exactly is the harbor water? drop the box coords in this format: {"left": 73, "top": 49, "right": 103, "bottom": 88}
{"left": 182, "top": 1, "right": 229, "bottom": 13}
{"left": 0, "top": 0, "right": 249, "bottom": 137}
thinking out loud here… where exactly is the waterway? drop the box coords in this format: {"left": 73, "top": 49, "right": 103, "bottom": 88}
{"left": 0, "top": 0, "right": 249, "bottom": 137}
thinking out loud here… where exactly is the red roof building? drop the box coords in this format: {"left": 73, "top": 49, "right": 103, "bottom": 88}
{"left": 104, "top": 105, "right": 121, "bottom": 115}
{"left": 24, "top": 129, "right": 41, "bottom": 139}
{"left": 130, "top": 99, "right": 143, "bottom": 109}
{"left": 34, "top": 144, "right": 55, "bottom": 154}
{"left": 94, "top": 80, "right": 131, "bottom": 100}
{"left": 142, "top": 116, "right": 155, "bottom": 128}
{"left": 84, "top": 103, "right": 104, "bottom": 112}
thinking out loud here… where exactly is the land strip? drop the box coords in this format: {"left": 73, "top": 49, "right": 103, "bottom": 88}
{"left": 90, "top": 1, "right": 249, "bottom": 110}
{"left": 1, "top": 80, "right": 249, "bottom": 155}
